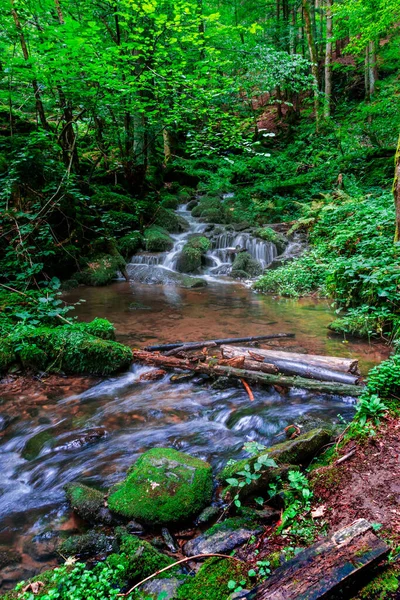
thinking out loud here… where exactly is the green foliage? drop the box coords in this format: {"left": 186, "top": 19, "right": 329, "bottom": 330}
{"left": 116, "top": 535, "right": 174, "bottom": 581}
{"left": 366, "top": 355, "right": 400, "bottom": 400}
{"left": 354, "top": 394, "right": 388, "bottom": 428}
{"left": 117, "top": 232, "right": 144, "bottom": 258}
{"left": 254, "top": 251, "right": 328, "bottom": 297}
{"left": 77, "top": 254, "right": 126, "bottom": 287}
{"left": 225, "top": 453, "right": 278, "bottom": 509}
{"left": 154, "top": 207, "right": 186, "bottom": 233}
{"left": 231, "top": 252, "right": 262, "bottom": 279}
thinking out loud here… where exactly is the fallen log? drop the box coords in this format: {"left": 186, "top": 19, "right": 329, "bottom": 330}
{"left": 219, "top": 357, "right": 279, "bottom": 374}
{"left": 221, "top": 345, "right": 359, "bottom": 375}
{"left": 144, "top": 333, "right": 295, "bottom": 352}
{"left": 132, "top": 350, "right": 364, "bottom": 396}
{"left": 264, "top": 358, "right": 360, "bottom": 385}
{"left": 164, "top": 341, "right": 217, "bottom": 356}
{"left": 250, "top": 519, "right": 389, "bottom": 600}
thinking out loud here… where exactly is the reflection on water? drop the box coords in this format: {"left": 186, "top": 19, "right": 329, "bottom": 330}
{"left": 0, "top": 280, "right": 389, "bottom": 590}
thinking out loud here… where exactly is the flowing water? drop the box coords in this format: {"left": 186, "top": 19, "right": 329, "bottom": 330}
{"left": 0, "top": 206, "right": 391, "bottom": 590}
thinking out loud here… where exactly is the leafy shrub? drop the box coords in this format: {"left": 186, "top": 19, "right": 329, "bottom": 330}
{"left": 77, "top": 254, "right": 126, "bottom": 286}
{"left": 354, "top": 393, "right": 388, "bottom": 427}
{"left": 366, "top": 355, "right": 400, "bottom": 400}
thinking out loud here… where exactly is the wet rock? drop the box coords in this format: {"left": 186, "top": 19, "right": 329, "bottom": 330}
{"left": 183, "top": 518, "right": 261, "bottom": 556}
{"left": 54, "top": 427, "right": 106, "bottom": 452}
{"left": 64, "top": 482, "right": 114, "bottom": 525}
{"left": 0, "top": 414, "right": 16, "bottom": 432}
{"left": 162, "top": 527, "right": 178, "bottom": 553}
{"left": 24, "top": 531, "right": 60, "bottom": 562}
{"left": 126, "top": 520, "right": 144, "bottom": 534}
{"left": 192, "top": 373, "right": 210, "bottom": 385}
{"left": 186, "top": 199, "right": 198, "bottom": 211}
{"left": 233, "top": 221, "right": 251, "bottom": 232}
{"left": 22, "top": 428, "right": 54, "bottom": 460}
{"left": 141, "top": 577, "right": 184, "bottom": 599}
{"left": 231, "top": 252, "right": 262, "bottom": 279}
{"left": 108, "top": 448, "right": 213, "bottom": 525}
{"left": 139, "top": 369, "right": 166, "bottom": 381}
{"left": 0, "top": 548, "right": 21, "bottom": 570}
{"left": 195, "top": 505, "right": 220, "bottom": 525}
{"left": 59, "top": 531, "right": 117, "bottom": 558}
{"left": 170, "top": 372, "right": 195, "bottom": 384}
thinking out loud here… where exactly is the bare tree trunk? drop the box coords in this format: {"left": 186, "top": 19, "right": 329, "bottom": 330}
{"left": 302, "top": 0, "right": 320, "bottom": 129}
{"left": 11, "top": 3, "right": 50, "bottom": 131}
{"left": 394, "top": 133, "right": 400, "bottom": 243}
{"left": 365, "top": 41, "right": 377, "bottom": 99}
{"left": 324, "top": 0, "right": 332, "bottom": 118}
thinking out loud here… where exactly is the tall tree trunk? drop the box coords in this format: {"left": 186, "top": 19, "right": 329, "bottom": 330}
{"left": 302, "top": 0, "right": 320, "bottom": 129}
{"left": 394, "top": 133, "right": 400, "bottom": 243}
{"left": 324, "top": 0, "right": 333, "bottom": 118}
{"left": 10, "top": 2, "right": 50, "bottom": 131}
{"left": 365, "top": 40, "right": 377, "bottom": 99}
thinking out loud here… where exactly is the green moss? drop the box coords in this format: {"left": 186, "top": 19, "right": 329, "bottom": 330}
{"left": 59, "top": 531, "right": 115, "bottom": 557}
{"left": 177, "top": 557, "right": 251, "bottom": 600}
{"left": 154, "top": 207, "right": 184, "bottom": 233}
{"left": 176, "top": 237, "right": 211, "bottom": 273}
{"left": 117, "top": 232, "right": 144, "bottom": 258}
{"left": 90, "top": 189, "right": 134, "bottom": 210}
{"left": 116, "top": 535, "right": 174, "bottom": 581}
{"left": 231, "top": 252, "right": 262, "bottom": 278}
{"left": 144, "top": 226, "right": 174, "bottom": 252}
{"left": 13, "top": 326, "right": 132, "bottom": 375}
{"left": 78, "top": 253, "right": 126, "bottom": 286}
{"left": 108, "top": 448, "right": 213, "bottom": 525}
{"left": 71, "top": 318, "right": 116, "bottom": 340}
{"left": 22, "top": 429, "right": 54, "bottom": 460}
{"left": 0, "top": 340, "right": 16, "bottom": 372}
{"left": 64, "top": 483, "right": 105, "bottom": 523}
{"left": 356, "top": 566, "right": 399, "bottom": 599}
{"left": 161, "top": 194, "right": 180, "bottom": 209}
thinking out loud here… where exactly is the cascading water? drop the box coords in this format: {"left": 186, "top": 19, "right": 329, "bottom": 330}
{"left": 126, "top": 203, "right": 278, "bottom": 282}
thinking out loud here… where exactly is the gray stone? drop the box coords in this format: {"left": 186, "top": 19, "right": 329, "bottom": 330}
{"left": 183, "top": 527, "right": 260, "bottom": 556}
{"left": 141, "top": 577, "right": 183, "bottom": 599}
{"left": 195, "top": 505, "right": 220, "bottom": 525}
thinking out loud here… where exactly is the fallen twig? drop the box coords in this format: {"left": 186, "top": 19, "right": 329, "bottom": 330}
{"left": 241, "top": 378, "right": 254, "bottom": 401}
{"left": 118, "top": 553, "right": 242, "bottom": 596}
{"left": 335, "top": 448, "right": 356, "bottom": 465}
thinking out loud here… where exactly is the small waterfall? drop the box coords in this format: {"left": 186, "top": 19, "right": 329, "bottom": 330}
{"left": 126, "top": 203, "right": 278, "bottom": 282}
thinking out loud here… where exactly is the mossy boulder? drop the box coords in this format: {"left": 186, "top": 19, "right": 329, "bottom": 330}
{"left": 22, "top": 429, "right": 55, "bottom": 460}
{"left": 64, "top": 483, "right": 113, "bottom": 525}
{"left": 108, "top": 448, "right": 213, "bottom": 525}
{"left": 78, "top": 253, "right": 126, "bottom": 286}
{"left": 90, "top": 189, "right": 134, "bottom": 210}
{"left": 176, "top": 237, "right": 210, "bottom": 273}
{"left": 255, "top": 227, "right": 288, "bottom": 254}
{"left": 231, "top": 252, "right": 262, "bottom": 278}
{"left": 178, "top": 275, "right": 207, "bottom": 288}
{"left": 154, "top": 207, "right": 186, "bottom": 233}
{"left": 13, "top": 326, "right": 132, "bottom": 376}
{"left": 177, "top": 557, "right": 251, "bottom": 600}
{"left": 144, "top": 226, "right": 174, "bottom": 252}
{"left": 117, "top": 232, "right": 144, "bottom": 258}
{"left": 187, "top": 199, "right": 198, "bottom": 211}
{"left": 161, "top": 194, "right": 180, "bottom": 210}
{"left": 59, "top": 531, "right": 116, "bottom": 558}
{"left": 71, "top": 317, "right": 116, "bottom": 340}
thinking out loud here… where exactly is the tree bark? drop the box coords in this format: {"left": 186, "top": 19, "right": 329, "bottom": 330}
{"left": 144, "top": 333, "right": 294, "bottom": 352}
{"left": 324, "top": 0, "right": 333, "bottom": 118}
{"left": 221, "top": 345, "right": 360, "bottom": 374}
{"left": 302, "top": 0, "right": 320, "bottom": 129}
{"left": 132, "top": 350, "right": 364, "bottom": 396}
{"left": 11, "top": 3, "right": 50, "bottom": 132}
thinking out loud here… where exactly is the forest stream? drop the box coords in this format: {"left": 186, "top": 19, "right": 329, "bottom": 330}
{"left": 0, "top": 210, "right": 390, "bottom": 591}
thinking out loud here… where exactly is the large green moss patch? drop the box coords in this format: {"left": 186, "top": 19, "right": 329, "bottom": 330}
{"left": 108, "top": 448, "right": 213, "bottom": 525}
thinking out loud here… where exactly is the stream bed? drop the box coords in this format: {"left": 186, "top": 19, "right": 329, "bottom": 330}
{"left": 0, "top": 280, "right": 390, "bottom": 590}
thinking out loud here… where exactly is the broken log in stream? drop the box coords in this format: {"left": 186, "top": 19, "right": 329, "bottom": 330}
{"left": 144, "top": 333, "right": 294, "bottom": 352}
{"left": 132, "top": 350, "right": 364, "bottom": 396}
{"left": 221, "top": 345, "right": 360, "bottom": 375}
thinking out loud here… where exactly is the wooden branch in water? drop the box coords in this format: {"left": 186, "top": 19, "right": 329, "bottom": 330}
{"left": 221, "top": 345, "right": 359, "bottom": 375}
{"left": 264, "top": 358, "right": 360, "bottom": 385}
{"left": 144, "top": 333, "right": 294, "bottom": 352}
{"left": 132, "top": 350, "right": 364, "bottom": 396}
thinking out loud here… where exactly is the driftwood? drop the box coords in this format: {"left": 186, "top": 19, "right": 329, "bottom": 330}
{"left": 250, "top": 519, "right": 389, "bottom": 600}
{"left": 263, "top": 358, "right": 360, "bottom": 385}
{"left": 132, "top": 350, "right": 364, "bottom": 396}
{"left": 144, "top": 333, "right": 295, "bottom": 352}
{"left": 165, "top": 341, "right": 217, "bottom": 356}
{"left": 221, "top": 345, "right": 359, "bottom": 375}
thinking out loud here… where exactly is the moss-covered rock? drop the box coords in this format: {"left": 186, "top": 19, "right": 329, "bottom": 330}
{"left": 255, "top": 227, "right": 288, "bottom": 254}
{"left": 144, "top": 226, "right": 174, "bottom": 252}
{"left": 176, "top": 237, "right": 210, "bottom": 273}
{"left": 154, "top": 207, "right": 185, "bottom": 233}
{"left": 161, "top": 194, "right": 180, "bottom": 210}
{"left": 108, "top": 448, "right": 213, "bottom": 525}
{"left": 72, "top": 318, "right": 116, "bottom": 340}
{"left": 177, "top": 557, "right": 251, "bottom": 600}
{"left": 59, "top": 531, "right": 116, "bottom": 558}
{"left": 14, "top": 326, "right": 132, "bottom": 376}
{"left": 64, "top": 483, "right": 113, "bottom": 524}
{"left": 78, "top": 253, "right": 126, "bottom": 286}
{"left": 90, "top": 189, "right": 134, "bottom": 210}
{"left": 231, "top": 252, "right": 262, "bottom": 278}
{"left": 22, "top": 429, "right": 55, "bottom": 460}
{"left": 117, "top": 232, "right": 144, "bottom": 258}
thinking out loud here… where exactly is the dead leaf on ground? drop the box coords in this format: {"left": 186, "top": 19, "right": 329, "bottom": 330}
{"left": 311, "top": 505, "right": 326, "bottom": 519}
{"left": 22, "top": 582, "right": 44, "bottom": 594}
